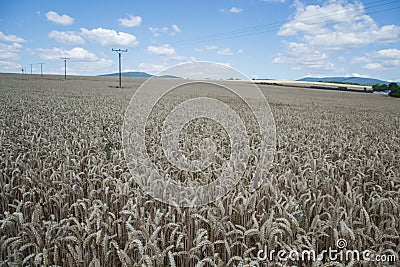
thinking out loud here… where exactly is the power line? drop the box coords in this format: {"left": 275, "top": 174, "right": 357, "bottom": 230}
{"left": 203, "top": 5, "right": 399, "bottom": 44}
{"left": 170, "top": 0, "right": 400, "bottom": 45}
{"left": 112, "top": 48, "right": 128, "bottom": 88}
{"left": 175, "top": 0, "right": 400, "bottom": 44}
{"left": 61, "top": 57, "right": 70, "bottom": 79}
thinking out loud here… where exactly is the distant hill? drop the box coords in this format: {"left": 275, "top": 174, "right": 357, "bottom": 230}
{"left": 297, "top": 76, "right": 390, "bottom": 86}
{"left": 99, "top": 71, "right": 180, "bottom": 78}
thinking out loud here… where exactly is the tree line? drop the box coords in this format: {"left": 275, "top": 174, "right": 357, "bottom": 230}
{"left": 372, "top": 83, "right": 400, "bottom": 98}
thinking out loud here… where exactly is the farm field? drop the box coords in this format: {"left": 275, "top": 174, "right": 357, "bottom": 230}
{"left": 253, "top": 79, "right": 373, "bottom": 92}
{"left": 0, "top": 73, "right": 399, "bottom": 266}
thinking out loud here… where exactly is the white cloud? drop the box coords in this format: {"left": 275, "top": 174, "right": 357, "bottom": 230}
{"left": 229, "top": 7, "right": 242, "bottom": 14}
{"left": 149, "top": 25, "right": 181, "bottom": 37}
{"left": 0, "top": 31, "right": 25, "bottom": 43}
{"left": 303, "top": 25, "right": 400, "bottom": 49}
{"left": 80, "top": 27, "right": 138, "bottom": 46}
{"left": 263, "top": 0, "right": 285, "bottom": 3}
{"left": 372, "top": 48, "right": 400, "bottom": 59}
{"left": 195, "top": 45, "right": 218, "bottom": 52}
{"left": 48, "top": 30, "right": 84, "bottom": 44}
{"left": 195, "top": 45, "right": 234, "bottom": 56}
{"left": 274, "top": 0, "right": 400, "bottom": 75}
{"left": 351, "top": 56, "right": 370, "bottom": 64}
{"left": 147, "top": 44, "right": 176, "bottom": 56}
{"left": 0, "top": 42, "right": 23, "bottom": 60}
{"left": 355, "top": 48, "right": 400, "bottom": 70}
{"left": 273, "top": 41, "right": 338, "bottom": 73}
{"left": 0, "top": 60, "right": 21, "bottom": 70}
{"left": 172, "top": 24, "right": 181, "bottom": 33}
{"left": 346, "top": 73, "right": 371, "bottom": 78}
{"left": 35, "top": 47, "right": 114, "bottom": 74}
{"left": 206, "top": 45, "right": 218, "bottom": 50}
{"left": 149, "top": 27, "right": 168, "bottom": 37}
{"left": 168, "top": 55, "right": 187, "bottom": 61}
{"left": 238, "top": 49, "right": 244, "bottom": 54}
{"left": 364, "top": 63, "right": 383, "bottom": 70}
{"left": 44, "top": 57, "right": 114, "bottom": 76}
{"left": 119, "top": 15, "right": 142, "bottom": 27}
{"left": 37, "top": 47, "right": 98, "bottom": 61}
{"left": 71, "top": 58, "right": 114, "bottom": 74}
{"left": 278, "top": 1, "right": 400, "bottom": 49}
{"left": 220, "top": 7, "right": 243, "bottom": 13}
{"left": 45, "top": 11, "right": 74, "bottom": 25}
{"left": 217, "top": 48, "right": 233, "bottom": 56}
{"left": 138, "top": 63, "right": 168, "bottom": 74}
{"left": 0, "top": 35, "right": 23, "bottom": 69}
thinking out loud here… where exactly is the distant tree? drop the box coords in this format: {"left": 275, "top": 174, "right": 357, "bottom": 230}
{"left": 372, "top": 84, "right": 388, "bottom": 92}
{"left": 388, "top": 83, "right": 400, "bottom": 98}
{"left": 388, "top": 82, "right": 399, "bottom": 91}
{"left": 389, "top": 90, "right": 400, "bottom": 98}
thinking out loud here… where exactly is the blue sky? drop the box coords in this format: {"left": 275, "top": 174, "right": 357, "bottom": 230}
{"left": 1, "top": 0, "right": 399, "bottom": 81}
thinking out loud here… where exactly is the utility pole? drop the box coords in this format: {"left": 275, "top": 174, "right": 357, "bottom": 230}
{"left": 38, "top": 63, "right": 45, "bottom": 77}
{"left": 112, "top": 48, "right": 127, "bottom": 88}
{"left": 61, "top": 57, "right": 70, "bottom": 79}
{"left": 29, "top": 64, "right": 33, "bottom": 74}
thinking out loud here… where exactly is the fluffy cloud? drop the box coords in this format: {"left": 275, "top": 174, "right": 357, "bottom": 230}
{"left": 48, "top": 30, "right": 84, "bottom": 44}
{"left": 354, "top": 48, "right": 400, "bottom": 70}
{"left": 80, "top": 27, "right": 138, "bottom": 46}
{"left": 147, "top": 44, "right": 176, "bottom": 56}
{"left": 0, "top": 32, "right": 24, "bottom": 70}
{"left": 273, "top": 41, "right": 339, "bottom": 73}
{"left": 149, "top": 24, "right": 181, "bottom": 37}
{"left": 35, "top": 47, "right": 114, "bottom": 74}
{"left": 364, "top": 63, "right": 383, "bottom": 70}
{"left": 0, "top": 42, "right": 23, "bottom": 60}
{"left": 220, "top": 7, "right": 243, "bottom": 13}
{"left": 278, "top": 1, "right": 400, "bottom": 49}
{"left": 45, "top": 11, "right": 74, "bottom": 25}
{"left": 0, "top": 60, "right": 21, "bottom": 70}
{"left": 346, "top": 73, "right": 371, "bottom": 78}
{"left": 195, "top": 45, "right": 217, "bottom": 52}
{"left": 150, "top": 27, "right": 168, "bottom": 37}
{"left": 263, "top": 0, "right": 285, "bottom": 3}
{"left": 229, "top": 7, "right": 242, "bottom": 14}
{"left": 273, "top": 0, "right": 400, "bottom": 74}
{"left": 206, "top": 45, "right": 218, "bottom": 50}
{"left": 70, "top": 58, "right": 114, "bottom": 74}
{"left": 37, "top": 47, "right": 98, "bottom": 61}
{"left": 138, "top": 63, "right": 168, "bottom": 74}
{"left": 217, "top": 48, "right": 233, "bottom": 56}
{"left": 0, "top": 31, "right": 25, "bottom": 43}
{"left": 119, "top": 15, "right": 142, "bottom": 27}
{"left": 195, "top": 45, "right": 234, "bottom": 56}
{"left": 372, "top": 48, "right": 400, "bottom": 59}
{"left": 172, "top": 24, "right": 181, "bottom": 33}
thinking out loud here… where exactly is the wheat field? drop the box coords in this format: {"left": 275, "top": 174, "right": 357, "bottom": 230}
{"left": 0, "top": 73, "right": 399, "bottom": 266}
